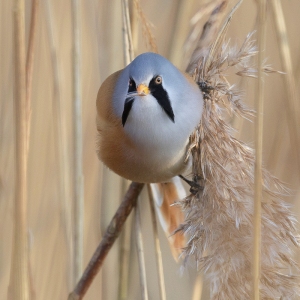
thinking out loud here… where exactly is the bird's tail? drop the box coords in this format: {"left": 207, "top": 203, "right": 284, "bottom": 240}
{"left": 149, "top": 177, "right": 186, "bottom": 261}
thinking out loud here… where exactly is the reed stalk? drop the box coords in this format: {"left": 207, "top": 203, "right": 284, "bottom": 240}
{"left": 117, "top": 2, "right": 135, "bottom": 298}
{"left": 43, "top": 0, "right": 73, "bottom": 288}
{"left": 134, "top": 199, "right": 149, "bottom": 300}
{"left": 253, "top": 1, "right": 267, "bottom": 299}
{"left": 192, "top": 274, "right": 204, "bottom": 300}
{"left": 129, "top": 0, "right": 139, "bottom": 53}
{"left": 270, "top": 0, "right": 300, "bottom": 174}
{"left": 168, "top": 0, "right": 194, "bottom": 66}
{"left": 71, "top": 0, "right": 84, "bottom": 284}
{"left": 121, "top": 0, "right": 134, "bottom": 65}
{"left": 9, "top": 0, "right": 31, "bottom": 299}
{"left": 147, "top": 185, "right": 166, "bottom": 300}
{"left": 117, "top": 212, "right": 132, "bottom": 300}
{"left": 118, "top": 179, "right": 131, "bottom": 300}
{"left": 120, "top": 10, "right": 148, "bottom": 300}
{"left": 25, "top": 0, "right": 38, "bottom": 149}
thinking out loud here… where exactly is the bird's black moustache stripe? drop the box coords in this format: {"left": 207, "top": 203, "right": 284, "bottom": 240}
{"left": 149, "top": 77, "right": 175, "bottom": 123}
{"left": 122, "top": 97, "right": 134, "bottom": 127}
{"left": 122, "top": 76, "right": 175, "bottom": 126}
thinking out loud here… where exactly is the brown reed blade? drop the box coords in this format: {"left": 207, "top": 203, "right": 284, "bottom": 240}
{"left": 68, "top": 182, "right": 144, "bottom": 300}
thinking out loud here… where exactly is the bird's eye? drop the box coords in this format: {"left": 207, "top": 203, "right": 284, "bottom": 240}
{"left": 155, "top": 76, "right": 162, "bottom": 84}
{"left": 128, "top": 78, "right": 136, "bottom": 93}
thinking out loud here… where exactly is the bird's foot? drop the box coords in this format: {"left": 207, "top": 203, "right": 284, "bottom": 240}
{"left": 197, "top": 81, "right": 214, "bottom": 100}
{"left": 178, "top": 175, "right": 204, "bottom": 195}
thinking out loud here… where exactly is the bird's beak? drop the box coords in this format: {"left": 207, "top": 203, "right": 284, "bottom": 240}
{"left": 137, "top": 84, "right": 149, "bottom": 96}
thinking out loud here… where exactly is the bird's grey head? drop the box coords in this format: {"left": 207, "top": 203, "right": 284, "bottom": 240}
{"left": 113, "top": 52, "right": 186, "bottom": 127}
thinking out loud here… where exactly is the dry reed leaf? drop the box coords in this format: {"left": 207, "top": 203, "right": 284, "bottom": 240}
{"left": 177, "top": 4, "right": 300, "bottom": 299}
{"left": 133, "top": 0, "right": 158, "bottom": 53}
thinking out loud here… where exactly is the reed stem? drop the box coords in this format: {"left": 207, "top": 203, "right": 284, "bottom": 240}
{"left": 117, "top": 2, "right": 135, "bottom": 298}
{"left": 25, "top": 0, "right": 38, "bottom": 148}
{"left": 9, "top": 0, "right": 31, "bottom": 299}
{"left": 121, "top": 0, "right": 134, "bottom": 65}
{"left": 270, "top": 0, "right": 300, "bottom": 175}
{"left": 71, "top": 0, "right": 84, "bottom": 284}
{"left": 44, "top": 0, "right": 73, "bottom": 288}
{"left": 147, "top": 185, "right": 166, "bottom": 300}
{"left": 253, "top": 1, "right": 267, "bottom": 299}
{"left": 134, "top": 200, "right": 149, "bottom": 300}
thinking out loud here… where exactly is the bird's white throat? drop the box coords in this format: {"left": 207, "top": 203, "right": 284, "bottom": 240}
{"left": 123, "top": 93, "right": 191, "bottom": 167}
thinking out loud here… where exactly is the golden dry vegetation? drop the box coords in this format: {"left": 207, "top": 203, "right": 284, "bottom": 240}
{"left": 1, "top": 0, "right": 300, "bottom": 299}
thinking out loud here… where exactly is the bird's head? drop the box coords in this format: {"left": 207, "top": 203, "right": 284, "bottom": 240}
{"left": 110, "top": 52, "right": 203, "bottom": 154}
{"left": 113, "top": 52, "right": 188, "bottom": 127}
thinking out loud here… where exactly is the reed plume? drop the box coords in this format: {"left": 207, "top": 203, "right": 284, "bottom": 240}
{"left": 177, "top": 8, "right": 300, "bottom": 300}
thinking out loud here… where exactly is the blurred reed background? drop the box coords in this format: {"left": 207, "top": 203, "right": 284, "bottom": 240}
{"left": 1, "top": 0, "right": 300, "bottom": 299}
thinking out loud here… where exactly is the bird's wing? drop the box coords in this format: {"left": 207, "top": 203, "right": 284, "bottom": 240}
{"left": 149, "top": 177, "right": 186, "bottom": 261}
{"left": 96, "top": 69, "right": 123, "bottom": 126}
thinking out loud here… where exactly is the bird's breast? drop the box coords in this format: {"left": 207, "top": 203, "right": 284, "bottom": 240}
{"left": 97, "top": 110, "right": 189, "bottom": 183}
{"left": 123, "top": 97, "right": 189, "bottom": 160}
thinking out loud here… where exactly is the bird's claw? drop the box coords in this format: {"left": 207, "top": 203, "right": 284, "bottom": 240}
{"left": 179, "top": 175, "right": 204, "bottom": 195}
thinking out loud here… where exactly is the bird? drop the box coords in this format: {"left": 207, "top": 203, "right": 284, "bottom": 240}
{"left": 96, "top": 52, "right": 203, "bottom": 259}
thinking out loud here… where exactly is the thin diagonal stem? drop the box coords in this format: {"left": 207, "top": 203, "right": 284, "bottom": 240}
{"left": 68, "top": 182, "right": 144, "bottom": 300}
